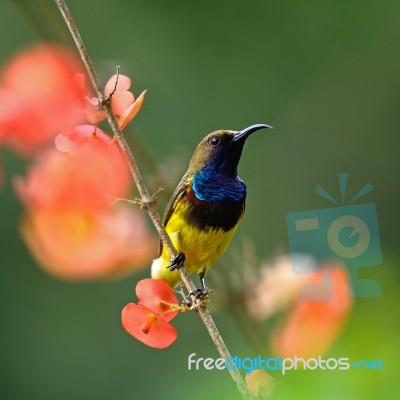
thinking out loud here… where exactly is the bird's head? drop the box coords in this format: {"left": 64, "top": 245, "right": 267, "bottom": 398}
{"left": 188, "top": 123, "right": 272, "bottom": 177}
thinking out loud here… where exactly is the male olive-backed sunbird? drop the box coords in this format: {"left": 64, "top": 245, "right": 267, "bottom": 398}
{"left": 151, "top": 124, "right": 271, "bottom": 289}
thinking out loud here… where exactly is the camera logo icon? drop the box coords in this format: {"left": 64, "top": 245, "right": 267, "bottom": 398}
{"left": 286, "top": 173, "right": 382, "bottom": 298}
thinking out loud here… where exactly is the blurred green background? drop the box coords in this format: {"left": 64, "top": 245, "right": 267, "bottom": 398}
{"left": 1, "top": 1, "right": 399, "bottom": 399}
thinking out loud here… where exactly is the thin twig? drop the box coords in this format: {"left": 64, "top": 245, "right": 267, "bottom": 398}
{"left": 53, "top": 1, "right": 252, "bottom": 399}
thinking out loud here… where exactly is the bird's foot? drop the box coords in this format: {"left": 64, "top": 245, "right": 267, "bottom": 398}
{"left": 192, "top": 286, "right": 210, "bottom": 300}
{"left": 182, "top": 286, "right": 213, "bottom": 310}
{"left": 167, "top": 252, "right": 186, "bottom": 271}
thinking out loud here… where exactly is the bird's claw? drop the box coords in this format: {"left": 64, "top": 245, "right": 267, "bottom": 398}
{"left": 182, "top": 286, "right": 213, "bottom": 310}
{"left": 168, "top": 252, "right": 186, "bottom": 271}
{"left": 193, "top": 286, "right": 210, "bottom": 300}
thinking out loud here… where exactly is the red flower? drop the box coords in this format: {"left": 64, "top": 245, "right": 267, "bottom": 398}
{"left": 122, "top": 279, "right": 180, "bottom": 349}
{"left": 136, "top": 278, "right": 179, "bottom": 321}
{"left": 0, "top": 43, "right": 86, "bottom": 156}
{"left": 14, "top": 126, "right": 156, "bottom": 280}
{"left": 122, "top": 304, "right": 177, "bottom": 349}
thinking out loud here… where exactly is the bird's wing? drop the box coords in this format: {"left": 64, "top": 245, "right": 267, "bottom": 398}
{"left": 162, "top": 173, "right": 189, "bottom": 225}
{"left": 157, "top": 173, "right": 190, "bottom": 257}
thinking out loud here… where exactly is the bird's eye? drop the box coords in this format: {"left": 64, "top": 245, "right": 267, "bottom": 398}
{"left": 210, "top": 136, "right": 220, "bottom": 146}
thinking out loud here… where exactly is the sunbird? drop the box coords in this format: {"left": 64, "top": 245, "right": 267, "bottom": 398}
{"left": 151, "top": 124, "right": 271, "bottom": 291}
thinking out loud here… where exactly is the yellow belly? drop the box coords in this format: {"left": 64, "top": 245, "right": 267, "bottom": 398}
{"left": 151, "top": 200, "right": 240, "bottom": 287}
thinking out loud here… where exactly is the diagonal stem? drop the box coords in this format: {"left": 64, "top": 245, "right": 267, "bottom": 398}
{"left": 53, "top": 1, "right": 252, "bottom": 399}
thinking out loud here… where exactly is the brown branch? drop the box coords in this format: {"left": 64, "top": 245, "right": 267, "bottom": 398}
{"left": 53, "top": 1, "right": 252, "bottom": 399}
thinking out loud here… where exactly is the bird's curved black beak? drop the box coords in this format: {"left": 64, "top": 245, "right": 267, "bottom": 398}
{"left": 233, "top": 123, "right": 272, "bottom": 142}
